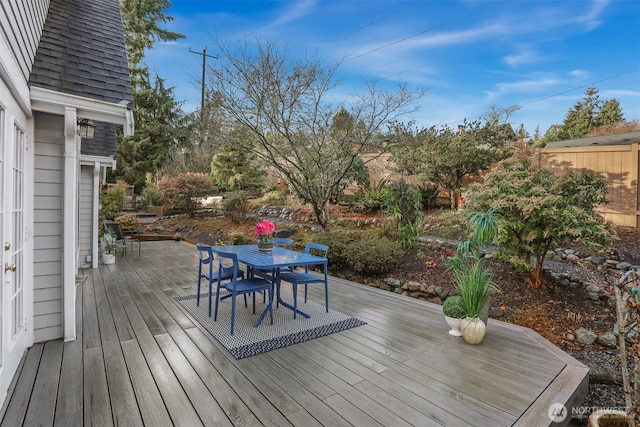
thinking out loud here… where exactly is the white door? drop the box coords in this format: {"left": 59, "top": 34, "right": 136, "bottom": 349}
{"left": 0, "top": 117, "right": 28, "bottom": 400}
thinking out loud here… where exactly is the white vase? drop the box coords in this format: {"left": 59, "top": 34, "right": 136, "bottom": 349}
{"left": 460, "top": 317, "right": 486, "bottom": 344}
{"left": 444, "top": 316, "right": 463, "bottom": 336}
{"left": 102, "top": 252, "right": 116, "bottom": 265}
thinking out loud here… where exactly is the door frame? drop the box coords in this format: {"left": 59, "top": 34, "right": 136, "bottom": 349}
{"left": 0, "top": 92, "right": 34, "bottom": 405}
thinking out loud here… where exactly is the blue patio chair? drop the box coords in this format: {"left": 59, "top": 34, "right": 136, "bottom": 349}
{"left": 279, "top": 242, "right": 329, "bottom": 318}
{"left": 196, "top": 243, "right": 245, "bottom": 308}
{"left": 213, "top": 251, "right": 274, "bottom": 335}
{"left": 249, "top": 237, "right": 294, "bottom": 286}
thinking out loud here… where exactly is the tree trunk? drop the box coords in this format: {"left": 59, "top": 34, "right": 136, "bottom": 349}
{"left": 528, "top": 261, "right": 545, "bottom": 289}
{"left": 313, "top": 200, "right": 331, "bottom": 229}
{"left": 449, "top": 190, "right": 456, "bottom": 210}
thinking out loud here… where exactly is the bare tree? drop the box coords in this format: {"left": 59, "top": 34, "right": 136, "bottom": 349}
{"left": 208, "top": 38, "right": 422, "bottom": 228}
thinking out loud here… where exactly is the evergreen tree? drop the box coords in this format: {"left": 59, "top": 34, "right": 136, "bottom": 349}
{"left": 210, "top": 144, "right": 265, "bottom": 192}
{"left": 116, "top": 0, "right": 187, "bottom": 191}
{"left": 539, "top": 86, "right": 627, "bottom": 143}
{"left": 596, "top": 99, "right": 624, "bottom": 126}
{"left": 112, "top": 75, "right": 188, "bottom": 192}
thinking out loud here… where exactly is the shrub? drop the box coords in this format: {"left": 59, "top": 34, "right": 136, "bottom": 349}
{"left": 141, "top": 185, "right": 162, "bottom": 208}
{"left": 352, "top": 180, "right": 389, "bottom": 213}
{"left": 466, "top": 154, "right": 616, "bottom": 288}
{"left": 307, "top": 231, "right": 354, "bottom": 271}
{"left": 442, "top": 295, "right": 466, "bottom": 318}
{"left": 384, "top": 180, "right": 423, "bottom": 249}
{"left": 221, "top": 191, "right": 250, "bottom": 222}
{"left": 418, "top": 183, "right": 439, "bottom": 209}
{"left": 343, "top": 237, "right": 403, "bottom": 276}
{"left": 157, "top": 172, "right": 217, "bottom": 217}
{"left": 100, "top": 183, "right": 126, "bottom": 220}
{"left": 114, "top": 214, "right": 139, "bottom": 230}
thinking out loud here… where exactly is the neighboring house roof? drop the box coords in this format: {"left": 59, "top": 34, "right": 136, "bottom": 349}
{"left": 544, "top": 131, "right": 640, "bottom": 148}
{"left": 28, "top": 0, "right": 132, "bottom": 157}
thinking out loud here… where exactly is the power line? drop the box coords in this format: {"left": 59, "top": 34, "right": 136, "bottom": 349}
{"left": 345, "top": 1, "right": 507, "bottom": 62}
{"left": 439, "top": 70, "right": 638, "bottom": 128}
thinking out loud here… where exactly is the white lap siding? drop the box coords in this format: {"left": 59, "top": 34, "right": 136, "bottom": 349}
{"left": 78, "top": 165, "right": 93, "bottom": 268}
{"left": 33, "top": 112, "right": 64, "bottom": 342}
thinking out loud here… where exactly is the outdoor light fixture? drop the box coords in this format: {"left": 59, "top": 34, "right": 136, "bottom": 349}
{"left": 77, "top": 118, "right": 95, "bottom": 139}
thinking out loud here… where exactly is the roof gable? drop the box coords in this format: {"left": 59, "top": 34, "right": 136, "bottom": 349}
{"left": 28, "top": 0, "right": 132, "bottom": 105}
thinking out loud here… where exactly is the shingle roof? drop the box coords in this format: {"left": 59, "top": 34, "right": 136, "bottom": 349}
{"left": 29, "top": 0, "right": 133, "bottom": 157}
{"left": 544, "top": 131, "right": 640, "bottom": 148}
{"left": 82, "top": 122, "right": 116, "bottom": 157}
{"left": 29, "top": 0, "right": 132, "bottom": 106}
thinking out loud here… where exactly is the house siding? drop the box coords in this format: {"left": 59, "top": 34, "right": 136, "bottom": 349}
{"left": 78, "top": 165, "right": 93, "bottom": 268}
{"left": 33, "top": 111, "right": 63, "bottom": 342}
{"left": 0, "top": 0, "right": 49, "bottom": 81}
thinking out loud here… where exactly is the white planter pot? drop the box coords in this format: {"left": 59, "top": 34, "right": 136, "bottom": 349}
{"left": 102, "top": 252, "right": 116, "bottom": 265}
{"left": 588, "top": 409, "right": 628, "bottom": 427}
{"left": 444, "top": 316, "right": 463, "bottom": 336}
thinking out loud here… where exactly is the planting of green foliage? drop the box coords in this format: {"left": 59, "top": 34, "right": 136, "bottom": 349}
{"left": 447, "top": 208, "right": 500, "bottom": 318}
{"left": 141, "top": 185, "right": 162, "bottom": 208}
{"left": 466, "top": 154, "right": 616, "bottom": 288}
{"left": 417, "top": 183, "right": 439, "bottom": 209}
{"left": 453, "top": 257, "right": 499, "bottom": 318}
{"left": 100, "top": 184, "right": 126, "bottom": 220}
{"left": 384, "top": 180, "right": 423, "bottom": 249}
{"left": 352, "top": 181, "right": 389, "bottom": 213}
{"left": 344, "top": 238, "right": 403, "bottom": 275}
{"left": 442, "top": 295, "right": 466, "bottom": 319}
{"left": 210, "top": 144, "right": 265, "bottom": 192}
{"left": 308, "top": 231, "right": 354, "bottom": 271}
{"left": 114, "top": 214, "right": 139, "bottom": 230}
{"left": 157, "top": 172, "right": 217, "bottom": 217}
{"left": 309, "top": 231, "right": 403, "bottom": 276}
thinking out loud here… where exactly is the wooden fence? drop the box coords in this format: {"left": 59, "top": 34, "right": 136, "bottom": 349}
{"left": 536, "top": 143, "right": 640, "bottom": 227}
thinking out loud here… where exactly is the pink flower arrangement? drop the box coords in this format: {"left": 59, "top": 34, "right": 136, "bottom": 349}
{"left": 256, "top": 219, "right": 276, "bottom": 244}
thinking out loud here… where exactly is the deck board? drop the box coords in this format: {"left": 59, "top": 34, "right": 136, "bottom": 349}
{"left": 1, "top": 240, "right": 588, "bottom": 426}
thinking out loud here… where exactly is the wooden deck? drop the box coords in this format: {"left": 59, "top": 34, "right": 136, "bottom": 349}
{"left": 0, "top": 241, "right": 588, "bottom": 426}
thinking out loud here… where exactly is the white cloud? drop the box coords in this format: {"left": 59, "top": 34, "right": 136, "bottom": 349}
{"left": 568, "top": 70, "right": 589, "bottom": 79}
{"left": 494, "top": 76, "right": 560, "bottom": 95}
{"left": 577, "top": 0, "right": 610, "bottom": 30}
{"left": 268, "top": 0, "right": 317, "bottom": 28}
{"left": 504, "top": 48, "right": 541, "bottom": 68}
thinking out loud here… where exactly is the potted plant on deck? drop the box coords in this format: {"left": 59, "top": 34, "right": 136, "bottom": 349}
{"left": 100, "top": 228, "right": 124, "bottom": 264}
{"left": 442, "top": 295, "right": 465, "bottom": 336}
{"left": 447, "top": 208, "right": 500, "bottom": 344}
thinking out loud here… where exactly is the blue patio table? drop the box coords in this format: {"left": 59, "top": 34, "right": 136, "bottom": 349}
{"left": 211, "top": 245, "right": 328, "bottom": 325}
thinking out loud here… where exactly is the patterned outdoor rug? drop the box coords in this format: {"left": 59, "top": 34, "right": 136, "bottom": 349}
{"left": 175, "top": 293, "right": 366, "bottom": 359}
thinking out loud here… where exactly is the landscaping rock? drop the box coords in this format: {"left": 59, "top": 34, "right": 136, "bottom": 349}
{"left": 585, "top": 283, "right": 603, "bottom": 294}
{"left": 597, "top": 332, "right": 617, "bottom": 348}
{"left": 616, "top": 262, "right": 632, "bottom": 271}
{"left": 406, "top": 281, "right": 421, "bottom": 292}
{"left": 591, "top": 256, "right": 606, "bottom": 265}
{"left": 575, "top": 328, "right": 598, "bottom": 345}
{"left": 384, "top": 277, "right": 401, "bottom": 288}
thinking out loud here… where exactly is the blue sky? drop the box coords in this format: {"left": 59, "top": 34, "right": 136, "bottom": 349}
{"left": 145, "top": 0, "right": 640, "bottom": 136}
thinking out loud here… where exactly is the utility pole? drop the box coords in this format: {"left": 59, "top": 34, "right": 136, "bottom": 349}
{"left": 189, "top": 47, "right": 217, "bottom": 122}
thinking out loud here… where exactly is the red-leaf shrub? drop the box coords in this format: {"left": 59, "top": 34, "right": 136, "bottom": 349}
{"left": 157, "top": 172, "right": 217, "bottom": 217}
